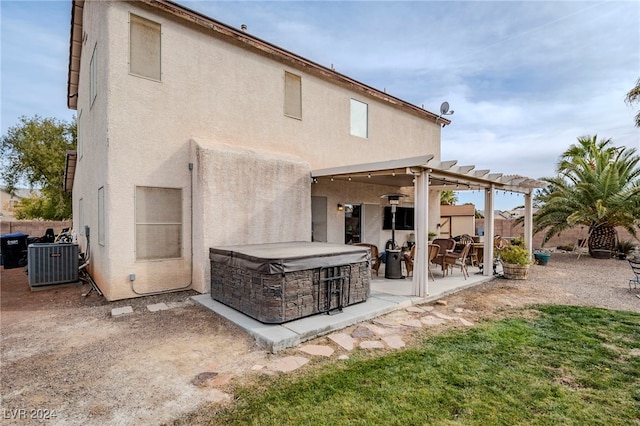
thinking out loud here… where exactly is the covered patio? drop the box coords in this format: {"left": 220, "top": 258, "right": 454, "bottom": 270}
{"left": 311, "top": 154, "right": 544, "bottom": 298}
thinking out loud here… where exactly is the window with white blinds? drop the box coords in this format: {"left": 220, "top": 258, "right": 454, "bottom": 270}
{"left": 135, "top": 186, "right": 181, "bottom": 260}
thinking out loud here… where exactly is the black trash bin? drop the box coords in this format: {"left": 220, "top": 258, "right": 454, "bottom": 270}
{"left": 385, "top": 249, "right": 403, "bottom": 279}
{"left": 1, "top": 233, "right": 29, "bottom": 269}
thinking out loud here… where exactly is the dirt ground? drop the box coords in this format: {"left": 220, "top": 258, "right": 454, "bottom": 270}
{"left": 1, "top": 253, "right": 639, "bottom": 425}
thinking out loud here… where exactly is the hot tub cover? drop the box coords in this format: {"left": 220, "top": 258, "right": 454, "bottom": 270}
{"left": 209, "top": 241, "right": 370, "bottom": 274}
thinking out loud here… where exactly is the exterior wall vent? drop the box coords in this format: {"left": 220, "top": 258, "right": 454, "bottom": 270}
{"left": 28, "top": 244, "right": 79, "bottom": 287}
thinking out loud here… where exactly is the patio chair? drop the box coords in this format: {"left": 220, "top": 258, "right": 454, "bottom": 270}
{"left": 354, "top": 243, "right": 383, "bottom": 276}
{"left": 427, "top": 244, "right": 440, "bottom": 280}
{"left": 629, "top": 258, "right": 640, "bottom": 291}
{"left": 403, "top": 245, "right": 416, "bottom": 277}
{"left": 403, "top": 244, "right": 441, "bottom": 280}
{"left": 443, "top": 242, "right": 472, "bottom": 280}
{"left": 431, "top": 238, "right": 456, "bottom": 276}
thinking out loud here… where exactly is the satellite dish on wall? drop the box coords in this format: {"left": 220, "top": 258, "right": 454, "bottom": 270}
{"left": 437, "top": 101, "right": 454, "bottom": 127}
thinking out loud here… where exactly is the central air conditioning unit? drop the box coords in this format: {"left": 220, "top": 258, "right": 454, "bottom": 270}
{"left": 28, "top": 243, "right": 79, "bottom": 287}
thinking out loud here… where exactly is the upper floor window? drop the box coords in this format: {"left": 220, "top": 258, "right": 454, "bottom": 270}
{"left": 129, "top": 14, "right": 161, "bottom": 81}
{"left": 90, "top": 44, "right": 97, "bottom": 106}
{"left": 350, "top": 98, "right": 368, "bottom": 138}
{"left": 284, "top": 71, "right": 302, "bottom": 119}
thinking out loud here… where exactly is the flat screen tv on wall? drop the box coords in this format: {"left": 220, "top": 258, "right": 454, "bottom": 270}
{"left": 382, "top": 206, "right": 415, "bottom": 230}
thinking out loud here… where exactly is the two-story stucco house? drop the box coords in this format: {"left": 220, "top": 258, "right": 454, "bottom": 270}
{"left": 65, "top": 0, "right": 541, "bottom": 301}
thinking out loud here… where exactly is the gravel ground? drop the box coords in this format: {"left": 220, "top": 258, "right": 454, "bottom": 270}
{"left": 1, "top": 252, "right": 639, "bottom": 425}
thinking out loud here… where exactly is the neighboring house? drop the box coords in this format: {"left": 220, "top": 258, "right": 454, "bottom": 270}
{"left": 0, "top": 187, "right": 39, "bottom": 221}
{"left": 65, "top": 0, "right": 542, "bottom": 301}
{"left": 502, "top": 208, "right": 538, "bottom": 219}
{"left": 439, "top": 204, "right": 476, "bottom": 238}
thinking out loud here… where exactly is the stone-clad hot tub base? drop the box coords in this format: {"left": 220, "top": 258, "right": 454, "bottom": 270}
{"left": 209, "top": 242, "right": 371, "bottom": 324}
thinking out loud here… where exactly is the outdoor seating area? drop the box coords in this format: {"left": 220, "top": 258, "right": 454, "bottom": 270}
{"left": 354, "top": 238, "right": 484, "bottom": 282}
{"left": 443, "top": 243, "right": 472, "bottom": 279}
{"left": 430, "top": 238, "right": 456, "bottom": 277}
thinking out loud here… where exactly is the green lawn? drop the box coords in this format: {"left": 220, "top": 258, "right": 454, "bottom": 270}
{"left": 186, "top": 306, "right": 640, "bottom": 425}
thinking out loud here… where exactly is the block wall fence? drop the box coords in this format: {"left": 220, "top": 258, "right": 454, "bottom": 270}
{"left": 476, "top": 219, "right": 639, "bottom": 249}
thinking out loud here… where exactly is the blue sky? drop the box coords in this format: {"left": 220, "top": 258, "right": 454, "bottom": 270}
{"left": 2, "top": 0, "right": 639, "bottom": 210}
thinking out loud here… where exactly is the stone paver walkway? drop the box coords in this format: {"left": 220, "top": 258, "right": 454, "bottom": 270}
{"left": 191, "top": 299, "right": 477, "bottom": 396}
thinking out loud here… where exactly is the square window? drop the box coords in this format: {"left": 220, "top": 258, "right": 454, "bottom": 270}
{"left": 284, "top": 71, "right": 302, "bottom": 119}
{"left": 350, "top": 98, "right": 368, "bottom": 138}
{"left": 135, "top": 186, "right": 181, "bottom": 260}
{"left": 130, "top": 14, "right": 161, "bottom": 80}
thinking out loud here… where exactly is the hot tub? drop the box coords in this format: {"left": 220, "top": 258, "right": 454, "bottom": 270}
{"left": 209, "top": 242, "right": 371, "bottom": 324}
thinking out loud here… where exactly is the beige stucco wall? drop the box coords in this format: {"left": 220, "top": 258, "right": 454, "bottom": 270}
{"left": 107, "top": 1, "right": 442, "bottom": 168}
{"left": 72, "top": 0, "right": 111, "bottom": 294}
{"left": 190, "top": 140, "right": 311, "bottom": 293}
{"left": 72, "top": 0, "right": 444, "bottom": 300}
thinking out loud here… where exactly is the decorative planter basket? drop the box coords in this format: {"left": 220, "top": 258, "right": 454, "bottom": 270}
{"left": 590, "top": 249, "right": 612, "bottom": 259}
{"left": 502, "top": 263, "right": 530, "bottom": 280}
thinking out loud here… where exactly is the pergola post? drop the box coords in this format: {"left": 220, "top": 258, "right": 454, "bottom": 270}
{"left": 524, "top": 191, "right": 534, "bottom": 254}
{"left": 412, "top": 171, "right": 429, "bottom": 297}
{"left": 483, "top": 186, "right": 495, "bottom": 276}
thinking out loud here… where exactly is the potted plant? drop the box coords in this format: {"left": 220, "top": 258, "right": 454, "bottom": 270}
{"left": 428, "top": 232, "right": 437, "bottom": 241}
{"left": 500, "top": 244, "right": 532, "bottom": 280}
{"left": 533, "top": 248, "right": 551, "bottom": 266}
{"left": 616, "top": 240, "right": 636, "bottom": 260}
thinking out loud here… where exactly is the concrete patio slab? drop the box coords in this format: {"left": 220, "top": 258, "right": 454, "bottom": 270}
{"left": 193, "top": 267, "right": 493, "bottom": 352}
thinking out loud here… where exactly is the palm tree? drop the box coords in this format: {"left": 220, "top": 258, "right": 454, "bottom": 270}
{"left": 626, "top": 77, "right": 640, "bottom": 127}
{"left": 440, "top": 190, "right": 458, "bottom": 205}
{"left": 533, "top": 135, "right": 640, "bottom": 257}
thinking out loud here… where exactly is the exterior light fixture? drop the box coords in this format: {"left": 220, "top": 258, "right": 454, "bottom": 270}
{"left": 392, "top": 170, "right": 396, "bottom": 177}
{"left": 337, "top": 204, "right": 344, "bottom": 211}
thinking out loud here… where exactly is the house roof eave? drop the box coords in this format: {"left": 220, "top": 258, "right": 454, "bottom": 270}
{"left": 67, "top": 0, "right": 84, "bottom": 110}
{"left": 64, "top": 151, "right": 77, "bottom": 193}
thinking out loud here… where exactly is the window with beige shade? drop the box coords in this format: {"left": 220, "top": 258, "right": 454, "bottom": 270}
{"left": 130, "top": 14, "right": 161, "bottom": 80}
{"left": 284, "top": 71, "right": 302, "bottom": 119}
{"left": 135, "top": 186, "right": 181, "bottom": 260}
